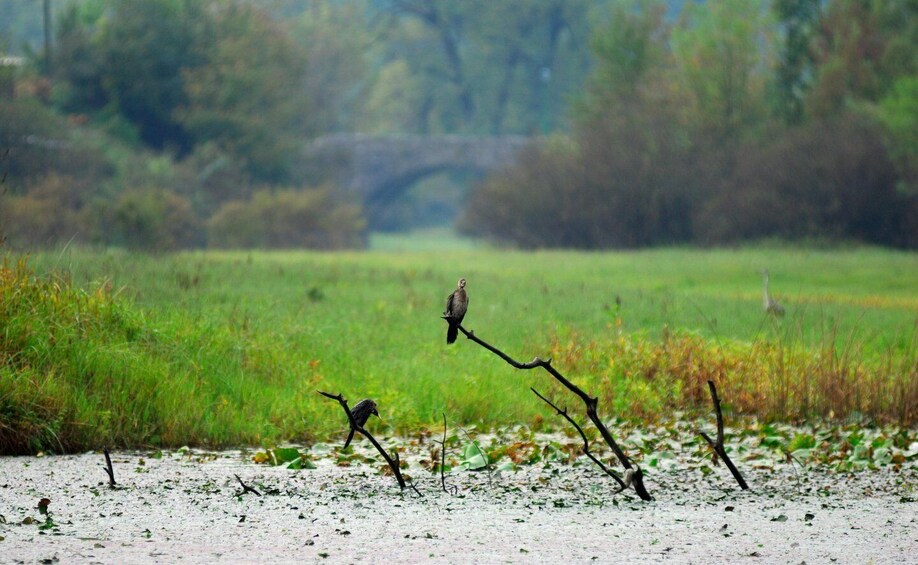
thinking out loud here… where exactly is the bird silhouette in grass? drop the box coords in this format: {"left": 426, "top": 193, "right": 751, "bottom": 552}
{"left": 343, "top": 399, "right": 379, "bottom": 449}
{"left": 760, "top": 269, "right": 785, "bottom": 317}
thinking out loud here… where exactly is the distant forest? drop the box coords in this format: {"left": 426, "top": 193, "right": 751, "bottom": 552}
{"left": 1, "top": 0, "right": 916, "bottom": 249}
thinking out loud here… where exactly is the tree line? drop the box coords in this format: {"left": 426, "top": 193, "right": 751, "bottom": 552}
{"left": 1, "top": 0, "right": 916, "bottom": 249}
{"left": 1, "top": 0, "right": 608, "bottom": 248}
{"left": 462, "top": 0, "right": 918, "bottom": 249}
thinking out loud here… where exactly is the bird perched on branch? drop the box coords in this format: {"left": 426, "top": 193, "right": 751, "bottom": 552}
{"left": 444, "top": 277, "right": 468, "bottom": 344}
{"left": 760, "top": 269, "right": 785, "bottom": 317}
{"left": 343, "top": 398, "right": 379, "bottom": 449}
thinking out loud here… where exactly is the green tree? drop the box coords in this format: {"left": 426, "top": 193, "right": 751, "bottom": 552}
{"left": 292, "top": 0, "right": 374, "bottom": 133}
{"left": 671, "top": 0, "right": 775, "bottom": 143}
{"left": 177, "top": 3, "right": 309, "bottom": 182}
{"left": 807, "top": 0, "right": 918, "bottom": 118}
{"left": 876, "top": 75, "right": 918, "bottom": 192}
{"left": 94, "top": 0, "right": 208, "bottom": 150}
{"left": 773, "top": 0, "right": 821, "bottom": 124}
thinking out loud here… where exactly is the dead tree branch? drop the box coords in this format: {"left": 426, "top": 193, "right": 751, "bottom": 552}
{"left": 437, "top": 413, "right": 457, "bottom": 495}
{"left": 698, "top": 380, "right": 749, "bottom": 490}
{"left": 234, "top": 474, "right": 262, "bottom": 496}
{"left": 531, "top": 388, "right": 626, "bottom": 492}
{"left": 102, "top": 447, "right": 116, "bottom": 487}
{"left": 446, "top": 319, "right": 652, "bottom": 501}
{"left": 318, "top": 390, "right": 421, "bottom": 496}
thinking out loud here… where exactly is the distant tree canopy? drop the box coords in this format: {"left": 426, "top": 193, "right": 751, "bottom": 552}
{"left": 462, "top": 0, "right": 918, "bottom": 249}
{"left": 1, "top": 0, "right": 916, "bottom": 249}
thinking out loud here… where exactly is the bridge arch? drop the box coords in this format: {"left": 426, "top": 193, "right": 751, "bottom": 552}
{"left": 304, "top": 133, "right": 532, "bottom": 206}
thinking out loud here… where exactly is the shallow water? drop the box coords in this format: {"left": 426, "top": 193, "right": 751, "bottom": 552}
{"left": 1, "top": 435, "right": 915, "bottom": 564}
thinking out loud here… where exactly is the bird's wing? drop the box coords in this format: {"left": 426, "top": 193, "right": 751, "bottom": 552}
{"left": 445, "top": 291, "right": 456, "bottom": 316}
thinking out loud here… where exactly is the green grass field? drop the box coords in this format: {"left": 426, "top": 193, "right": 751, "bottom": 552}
{"left": 2, "top": 244, "right": 916, "bottom": 453}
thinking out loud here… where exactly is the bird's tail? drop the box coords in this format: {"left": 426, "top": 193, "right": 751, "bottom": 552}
{"left": 446, "top": 322, "right": 458, "bottom": 344}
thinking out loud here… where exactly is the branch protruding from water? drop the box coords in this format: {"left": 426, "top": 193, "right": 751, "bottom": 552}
{"left": 318, "top": 390, "right": 421, "bottom": 496}
{"left": 102, "top": 447, "right": 116, "bottom": 487}
{"left": 437, "top": 413, "right": 457, "bottom": 495}
{"left": 234, "top": 474, "right": 261, "bottom": 496}
{"left": 445, "top": 318, "right": 652, "bottom": 501}
{"left": 531, "top": 387, "right": 627, "bottom": 492}
{"left": 698, "top": 380, "right": 749, "bottom": 490}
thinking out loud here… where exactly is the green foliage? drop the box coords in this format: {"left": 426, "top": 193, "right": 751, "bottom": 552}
{"left": 92, "top": 0, "right": 207, "bottom": 150}
{"left": 698, "top": 114, "right": 916, "bottom": 247}
{"left": 466, "top": 0, "right": 918, "bottom": 249}
{"left": 0, "top": 246, "right": 911, "bottom": 454}
{"left": 0, "top": 174, "right": 89, "bottom": 248}
{"left": 208, "top": 187, "right": 366, "bottom": 250}
{"left": 773, "top": 0, "right": 821, "bottom": 124}
{"left": 806, "top": 0, "right": 918, "bottom": 119}
{"left": 178, "top": 4, "right": 309, "bottom": 182}
{"left": 876, "top": 75, "right": 918, "bottom": 192}
{"left": 109, "top": 188, "right": 202, "bottom": 251}
{"left": 670, "top": 0, "right": 774, "bottom": 142}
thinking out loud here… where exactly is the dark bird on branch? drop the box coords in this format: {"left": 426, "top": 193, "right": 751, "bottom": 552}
{"left": 444, "top": 277, "right": 468, "bottom": 344}
{"left": 343, "top": 398, "right": 379, "bottom": 449}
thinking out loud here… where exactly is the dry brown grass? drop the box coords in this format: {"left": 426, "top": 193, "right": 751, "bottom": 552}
{"left": 543, "top": 321, "right": 918, "bottom": 425}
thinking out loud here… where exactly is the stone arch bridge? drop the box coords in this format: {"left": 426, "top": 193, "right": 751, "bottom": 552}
{"left": 303, "top": 133, "right": 532, "bottom": 208}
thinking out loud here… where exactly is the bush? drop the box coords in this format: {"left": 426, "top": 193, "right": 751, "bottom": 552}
{"left": 109, "top": 188, "right": 202, "bottom": 251}
{"left": 697, "top": 115, "right": 916, "bottom": 247}
{"left": 462, "top": 104, "right": 704, "bottom": 249}
{"left": 207, "top": 187, "right": 366, "bottom": 249}
{"left": 0, "top": 174, "right": 91, "bottom": 248}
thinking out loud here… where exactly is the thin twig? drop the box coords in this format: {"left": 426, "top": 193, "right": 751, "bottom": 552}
{"left": 318, "top": 390, "right": 421, "bottom": 496}
{"left": 437, "top": 413, "right": 457, "bottom": 495}
{"left": 698, "top": 380, "right": 749, "bottom": 490}
{"left": 234, "top": 474, "right": 261, "bottom": 496}
{"left": 531, "top": 388, "right": 626, "bottom": 491}
{"left": 446, "top": 319, "right": 652, "bottom": 501}
{"left": 102, "top": 447, "right": 116, "bottom": 487}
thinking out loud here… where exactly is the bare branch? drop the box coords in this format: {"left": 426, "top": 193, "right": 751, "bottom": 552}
{"left": 531, "top": 388, "right": 626, "bottom": 491}
{"left": 102, "top": 447, "right": 116, "bottom": 487}
{"left": 234, "top": 474, "right": 261, "bottom": 496}
{"left": 437, "top": 413, "right": 457, "bottom": 495}
{"left": 446, "top": 319, "right": 652, "bottom": 501}
{"left": 318, "top": 390, "right": 421, "bottom": 495}
{"left": 698, "top": 380, "right": 749, "bottom": 490}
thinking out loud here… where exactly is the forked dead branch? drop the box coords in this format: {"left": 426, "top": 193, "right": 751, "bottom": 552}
{"left": 531, "top": 387, "right": 628, "bottom": 492}
{"left": 698, "top": 380, "right": 749, "bottom": 490}
{"left": 445, "top": 318, "right": 653, "bottom": 501}
{"left": 317, "top": 390, "right": 422, "bottom": 496}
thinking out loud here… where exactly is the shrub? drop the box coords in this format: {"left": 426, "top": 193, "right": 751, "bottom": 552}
{"left": 109, "top": 188, "right": 202, "bottom": 251}
{"left": 462, "top": 104, "right": 703, "bottom": 249}
{"left": 207, "top": 187, "right": 366, "bottom": 249}
{"left": 0, "top": 174, "right": 91, "bottom": 248}
{"left": 697, "top": 114, "right": 916, "bottom": 247}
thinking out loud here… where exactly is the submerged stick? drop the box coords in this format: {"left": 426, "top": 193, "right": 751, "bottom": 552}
{"left": 446, "top": 319, "right": 652, "bottom": 501}
{"left": 698, "top": 380, "right": 749, "bottom": 490}
{"left": 102, "top": 447, "right": 116, "bottom": 487}
{"left": 531, "top": 388, "right": 626, "bottom": 492}
{"left": 234, "top": 474, "right": 262, "bottom": 496}
{"left": 318, "top": 390, "right": 421, "bottom": 496}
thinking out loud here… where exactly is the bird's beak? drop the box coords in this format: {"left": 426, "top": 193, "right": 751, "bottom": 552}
{"left": 371, "top": 409, "right": 379, "bottom": 418}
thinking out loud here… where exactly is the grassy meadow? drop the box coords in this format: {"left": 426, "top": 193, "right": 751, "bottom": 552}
{"left": 1, "top": 243, "right": 916, "bottom": 454}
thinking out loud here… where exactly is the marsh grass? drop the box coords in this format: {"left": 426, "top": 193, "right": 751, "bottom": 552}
{"left": 1, "top": 246, "right": 915, "bottom": 454}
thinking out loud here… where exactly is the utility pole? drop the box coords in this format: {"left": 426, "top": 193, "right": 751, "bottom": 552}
{"left": 42, "top": 0, "right": 52, "bottom": 75}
